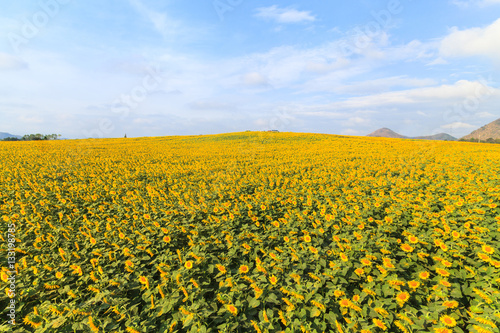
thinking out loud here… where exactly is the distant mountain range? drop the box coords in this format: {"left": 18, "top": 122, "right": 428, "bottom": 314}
{"left": 367, "top": 118, "right": 500, "bottom": 141}
{"left": 366, "top": 128, "right": 457, "bottom": 141}
{"left": 0, "top": 132, "right": 21, "bottom": 140}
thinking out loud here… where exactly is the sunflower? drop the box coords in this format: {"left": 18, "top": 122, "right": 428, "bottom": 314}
{"left": 442, "top": 300, "right": 458, "bottom": 308}
{"left": 360, "top": 258, "right": 372, "bottom": 266}
{"left": 373, "top": 318, "right": 387, "bottom": 331}
{"left": 478, "top": 252, "right": 491, "bottom": 262}
{"left": 303, "top": 235, "right": 312, "bottom": 243}
{"left": 55, "top": 272, "right": 64, "bottom": 279}
{"left": 435, "top": 268, "right": 450, "bottom": 277}
{"left": 440, "top": 315, "right": 457, "bottom": 327}
{"left": 408, "top": 280, "right": 420, "bottom": 289}
{"left": 339, "top": 298, "right": 351, "bottom": 307}
{"left": 482, "top": 245, "right": 495, "bottom": 254}
{"left": 163, "top": 236, "right": 171, "bottom": 243}
{"left": 1, "top": 271, "right": 9, "bottom": 283}
{"left": 226, "top": 304, "right": 238, "bottom": 316}
{"left": 396, "top": 292, "right": 410, "bottom": 304}
{"left": 419, "top": 271, "right": 430, "bottom": 280}
{"left": 184, "top": 261, "right": 193, "bottom": 269}
{"left": 139, "top": 276, "right": 149, "bottom": 289}
{"left": 309, "top": 246, "right": 318, "bottom": 254}
{"left": 216, "top": 264, "right": 226, "bottom": 274}
{"left": 269, "top": 275, "right": 278, "bottom": 285}
{"left": 401, "top": 244, "right": 414, "bottom": 252}
{"left": 239, "top": 265, "right": 249, "bottom": 274}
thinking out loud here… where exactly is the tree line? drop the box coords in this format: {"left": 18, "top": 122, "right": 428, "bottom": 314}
{"left": 458, "top": 137, "right": 500, "bottom": 144}
{"left": 2, "top": 134, "right": 61, "bottom": 141}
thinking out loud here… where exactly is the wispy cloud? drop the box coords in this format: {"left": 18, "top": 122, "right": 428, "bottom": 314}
{"left": 128, "top": 0, "right": 183, "bottom": 39}
{"left": 0, "top": 52, "right": 28, "bottom": 71}
{"left": 440, "top": 121, "right": 476, "bottom": 129}
{"left": 451, "top": 0, "right": 500, "bottom": 7}
{"left": 255, "top": 5, "right": 316, "bottom": 24}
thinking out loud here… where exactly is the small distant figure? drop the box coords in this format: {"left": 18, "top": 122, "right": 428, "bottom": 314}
{"left": 124, "top": 134, "right": 127, "bottom": 138}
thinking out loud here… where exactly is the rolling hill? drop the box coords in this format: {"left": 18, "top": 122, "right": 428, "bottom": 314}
{"left": 367, "top": 128, "right": 456, "bottom": 141}
{"left": 461, "top": 118, "right": 500, "bottom": 141}
{"left": 0, "top": 132, "right": 21, "bottom": 140}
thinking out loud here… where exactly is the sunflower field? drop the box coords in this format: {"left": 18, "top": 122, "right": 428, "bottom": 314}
{"left": 1, "top": 132, "right": 499, "bottom": 333}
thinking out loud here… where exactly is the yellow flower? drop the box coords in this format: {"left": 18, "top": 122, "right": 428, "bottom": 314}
{"left": 1, "top": 271, "right": 9, "bottom": 283}
{"left": 482, "top": 245, "right": 495, "bottom": 254}
{"left": 239, "top": 265, "right": 249, "bottom": 274}
{"left": 373, "top": 318, "right": 387, "bottom": 331}
{"left": 303, "top": 235, "right": 312, "bottom": 243}
{"left": 408, "top": 280, "right": 420, "bottom": 289}
{"left": 339, "top": 298, "right": 351, "bottom": 307}
{"left": 408, "top": 235, "right": 419, "bottom": 243}
{"left": 55, "top": 272, "right": 64, "bottom": 279}
{"left": 216, "top": 264, "right": 226, "bottom": 274}
{"left": 440, "top": 315, "right": 457, "bottom": 327}
{"left": 419, "top": 271, "right": 430, "bottom": 280}
{"left": 396, "top": 292, "right": 410, "bottom": 305}
{"left": 184, "top": 261, "right": 193, "bottom": 269}
{"left": 360, "top": 258, "right": 372, "bottom": 266}
{"left": 401, "top": 243, "right": 414, "bottom": 252}
{"left": 269, "top": 275, "right": 278, "bottom": 285}
{"left": 435, "top": 268, "right": 450, "bottom": 277}
{"left": 226, "top": 304, "right": 238, "bottom": 316}
{"left": 442, "top": 300, "right": 458, "bottom": 308}
{"left": 139, "top": 276, "right": 149, "bottom": 289}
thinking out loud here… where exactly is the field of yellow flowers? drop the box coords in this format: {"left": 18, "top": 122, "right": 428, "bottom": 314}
{"left": 1, "top": 132, "right": 499, "bottom": 333}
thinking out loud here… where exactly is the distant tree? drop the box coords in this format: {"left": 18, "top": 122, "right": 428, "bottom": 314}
{"left": 124, "top": 134, "right": 127, "bottom": 138}
{"left": 2, "top": 137, "right": 20, "bottom": 141}
{"left": 20, "top": 133, "right": 60, "bottom": 141}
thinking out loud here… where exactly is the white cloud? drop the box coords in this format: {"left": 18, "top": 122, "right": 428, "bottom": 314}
{"left": 0, "top": 52, "right": 27, "bottom": 71}
{"left": 440, "top": 122, "right": 476, "bottom": 129}
{"left": 289, "top": 80, "right": 500, "bottom": 119}
{"left": 440, "top": 18, "right": 500, "bottom": 62}
{"left": 476, "top": 111, "right": 496, "bottom": 118}
{"left": 241, "top": 72, "right": 268, "bottom": 86}
{"left": 189, "top": 100, "right": 234, "bottom": 110}
{"left": 255, "top": 6, "right": 316, "bottom": 23}
{"left": 341, "top": 128, "right": 364, "bottom": 136}
{"left": 451, "top": 0, "right": 500, "bottom": 7}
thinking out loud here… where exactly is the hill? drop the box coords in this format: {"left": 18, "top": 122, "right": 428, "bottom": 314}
{"left": 0, "top": 132, "right": 21, "bottom": 140}
{"left": 366, "top": 128, "right": 408, "bottom": 138}
{"left": 413, "top": 133, "right": 457, "bottom": 141}
{"left": 461, "top": 118, "right": 500, "bottom": 141}
{"left": 367, "top": 128, "right": 456, "bottom": 141}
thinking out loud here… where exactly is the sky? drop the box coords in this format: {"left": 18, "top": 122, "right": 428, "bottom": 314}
{"left": 1, "top": 0, "right": 500, "bottom": 139}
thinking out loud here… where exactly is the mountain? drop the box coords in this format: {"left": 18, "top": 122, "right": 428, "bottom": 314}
{"left": 0, "top": 132, "right": 21, "bottom": 140}
{"left": 366, "top": 128, "right": 408, "bottom": 139}
{"left": 413, "top": 133, "right": 457, "bottom": 141}
{"left": 367, "top": 128, "right": 456, "bottom": 141}
{"left": 461, "top": 118, "right": 500, "bottom": 141}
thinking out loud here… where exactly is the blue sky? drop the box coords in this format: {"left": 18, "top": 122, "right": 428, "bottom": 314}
{"left": 1, "top": 0, "right": 500, "bottom": 139}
